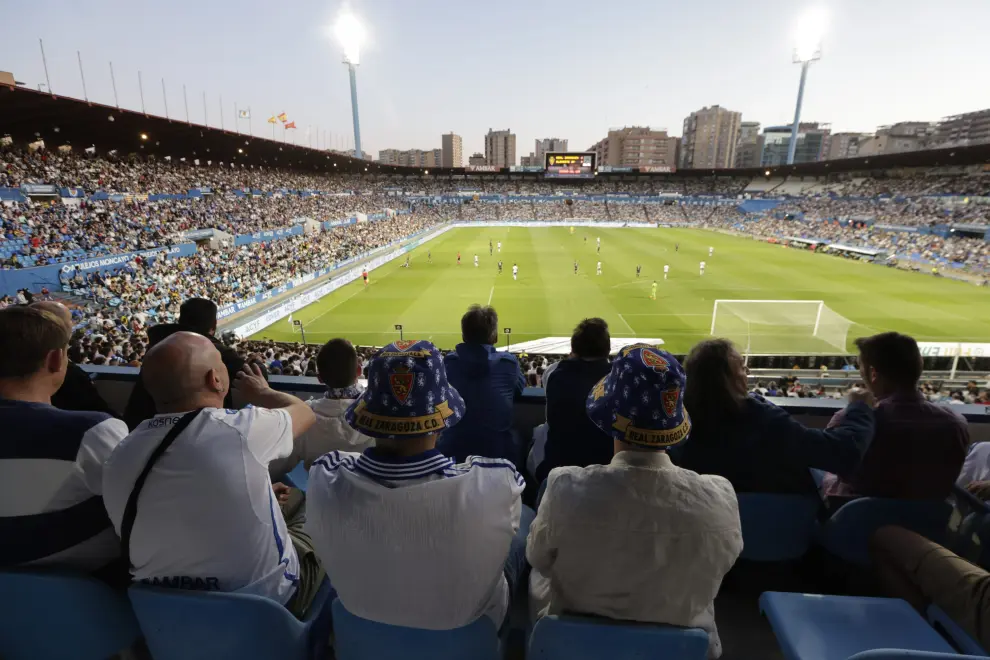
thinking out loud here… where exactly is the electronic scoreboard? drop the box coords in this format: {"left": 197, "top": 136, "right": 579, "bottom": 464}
{"left": 544, "top": 152, "right": 596, "bottom": 179}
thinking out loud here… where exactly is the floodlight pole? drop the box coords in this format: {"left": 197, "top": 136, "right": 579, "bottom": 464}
{"left": 345, "top": 60, "right": 363, "bottom": 160}
{"left": 787, "top": 51, "right": 819, "bottom": 165}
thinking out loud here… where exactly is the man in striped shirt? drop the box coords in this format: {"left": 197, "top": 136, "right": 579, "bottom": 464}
{"left": 306, "top": 340, "right": 532, "bottom": 631}
{"left": 0, "top": 306, "right": 128, "bottom": 573}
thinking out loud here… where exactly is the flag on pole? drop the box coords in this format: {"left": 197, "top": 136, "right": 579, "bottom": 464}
{"left": 267, "top": 115, "right": 277, "bottom": 124}
{"left": 288, "top": 313, "right": 293, "bottom": 325}
{"left": 278, "top": 112, "right": 288, "bottom": 123}
{"left": 284, "top": 121, "right": 297, "bottom": 129}
{"left": 238, "top": 109, "right": 250, "bottom": 119}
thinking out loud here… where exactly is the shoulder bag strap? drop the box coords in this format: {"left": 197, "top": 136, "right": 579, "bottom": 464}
{"left": 120, "top": 409, "right": 203, "bottom": 571}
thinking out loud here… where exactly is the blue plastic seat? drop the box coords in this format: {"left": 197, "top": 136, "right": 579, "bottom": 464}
{"left": 283, "top": 460, "right": 310, "bottom": 492}
{"left": 128, "top": 577, "right": 334, "bottom": 660}
{"left": 926, "top": 604, "right": 988, "bottom": 656}
{"left": 818, "top": 498, "right": 952, "bottom": 566}
{"left": 737, "top": 493, "right": 821, "bottom": 561}
{"left": 0, "top": 569, "right": 142, "bottom": 660}
{"left": 760, "top": 592, "right": 960, "bottom": 660}
{"left": 331, "top": 597, "right": 500, "bottom": 660}
{"left": 847, "top": 651, "right": 987, "bottom": 660}
{"left": 528, "top": 614, "right": 709, "bottom": 660}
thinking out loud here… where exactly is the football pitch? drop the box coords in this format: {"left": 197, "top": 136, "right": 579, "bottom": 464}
{"left": 251, "top": 227, "right": 990, "bottom": 354}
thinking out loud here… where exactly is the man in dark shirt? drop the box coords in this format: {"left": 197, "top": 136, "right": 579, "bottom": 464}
{"left": 537, "top": 318, "right": 613, "bottom": 483}
{"left": 122, "top": 298, "right": 251, "bottom": 429}
{"left": 438, "top": 305, "right": 525, "bottom": 463}
{"left": 824, "top": 332, "right": 969, "bottom": 500}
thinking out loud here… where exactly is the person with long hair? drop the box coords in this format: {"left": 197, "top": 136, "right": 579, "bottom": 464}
{"left": 675, "top": 339, "right": 875, "bottom": 494}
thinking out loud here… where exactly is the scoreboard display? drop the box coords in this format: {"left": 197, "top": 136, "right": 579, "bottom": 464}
{"left": 544, "top": 152, "right": 596, "bottom": 179}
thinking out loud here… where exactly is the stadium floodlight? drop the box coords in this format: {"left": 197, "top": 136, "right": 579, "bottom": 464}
{"left": 334, "top": 10, "right": 366, "bottom": 160}
{"left": 787, "top": 6, "right": 828, "bottom": 165}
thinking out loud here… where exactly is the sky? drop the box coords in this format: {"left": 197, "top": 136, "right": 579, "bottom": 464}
{"left": 4, "top": 0, "right": 989, "bottom": 161}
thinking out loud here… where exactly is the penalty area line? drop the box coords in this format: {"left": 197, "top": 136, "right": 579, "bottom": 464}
{"left": 617, "top": 313, "right": 636, "bottom": 336}
{"left": 488, "top": 286, "right": 494, "bottom": 305}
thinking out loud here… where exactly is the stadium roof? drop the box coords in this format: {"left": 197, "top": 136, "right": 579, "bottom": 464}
{"left": 3, "top": 83, "right": 990, "bottom": 178}
{"left": 0, "top": 84, "right": 393, "bottom": 175}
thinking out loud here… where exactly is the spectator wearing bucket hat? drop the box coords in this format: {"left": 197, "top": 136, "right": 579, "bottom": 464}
{"left": 527, "top": 344, "right": 743, "bottom": 658}
{"left": 305, "top": 340, "right": 533, "bottom": 631}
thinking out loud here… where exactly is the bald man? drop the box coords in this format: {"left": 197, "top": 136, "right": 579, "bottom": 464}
{"left": 30, "top": 301, "right": 115, "bottom": 416}
{"left": 102, "top": 332, "right": 323, "bottom": 617}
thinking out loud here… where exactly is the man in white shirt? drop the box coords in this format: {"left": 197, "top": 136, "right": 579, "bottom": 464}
{"left": 664, "top": 264, "right": 669, "bottom": 280}
{"left": 527, "top": 344, "right": 742, "bottom": 658}
{"left": 102, "top": 332, "right": 323, "bottom": 617}
{"left": 306, "top": 340, "right": 532, "bottom": 631}
{"left": 512, "top": 263, "right": 519, "bottom": 281}
{"left": 270, "top": 338, "right": 374, "bottom": 477}
{"left": 700, "top": 260, "right": 706, "bottom": 276}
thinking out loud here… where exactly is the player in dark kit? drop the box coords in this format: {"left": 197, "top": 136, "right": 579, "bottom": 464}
{"left": 489, "top": 239, "right": 493, "bottom": 256}
{"left": 675, "top": 243, "right": 679, "bottom": 252}
{"left": 497, "top": 260, "right": 503, "bottom": 274}
{"left": 428, "top": 250, "right": 432, "bottom": 263}
{"left": 636, "top": 264, "right": 642, "bottom": 277}
{"left": 574, "top": 261, "right": 579, "bottom": 275}
{"left": 457, "top": 252, "right": 461, "bottom": 265}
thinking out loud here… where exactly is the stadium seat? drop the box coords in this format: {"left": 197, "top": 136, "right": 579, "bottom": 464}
{"left": 760, "top": 592, "right": 962, "bottom": 660}
{"left": 0, "top": 569, "right": 142, "bottom": 660}
{"left": 737, "top": 493, "right": 822, "bottom": 561}
{"left": 527, "top": 614, "right": 709, "bottom": 660}
{"left": 282, "top": 460, "right": 309, "bottom": 492}
{"left": 817, "top": 498, "right": 952, "bottom": 566}
{"left": 926, "top": 604, "right": 987, "bottom": 656}
{"left": 331, "top": 598, "right": 501, "bottom": 660}
{"left": 128, "top": 577, "right": 335, "bottom": 660}
{"left": 846, "top": 651, "right": 987, "bottom": 660}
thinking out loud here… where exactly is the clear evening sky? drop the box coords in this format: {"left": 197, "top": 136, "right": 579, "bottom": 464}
{"left": 4, "top": 0, "right": 989, "bottom": 159}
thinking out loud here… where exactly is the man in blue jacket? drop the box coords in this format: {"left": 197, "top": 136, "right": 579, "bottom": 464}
{"left": 439, "top": 305, "right": 525, "bottom": 463}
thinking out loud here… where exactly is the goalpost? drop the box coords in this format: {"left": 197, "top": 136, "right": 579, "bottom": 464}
{"left": 710, "top": 300, "right": 854, "bottom": 355}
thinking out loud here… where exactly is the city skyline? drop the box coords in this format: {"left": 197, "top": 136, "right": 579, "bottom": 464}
{"left": 4, "top": 0, "right": 989, "bottom": 160}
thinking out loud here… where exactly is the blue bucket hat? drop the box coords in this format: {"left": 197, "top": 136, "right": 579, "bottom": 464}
{"left": 586, "top": 343, "right": 691, "bottom": 449}
{"left": 345, "top": 340, "right": 465, "bottom": 440}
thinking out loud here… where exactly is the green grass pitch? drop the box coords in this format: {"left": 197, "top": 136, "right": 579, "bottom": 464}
{"left": 251, "top": 227, "right": 990, "bottom": 353}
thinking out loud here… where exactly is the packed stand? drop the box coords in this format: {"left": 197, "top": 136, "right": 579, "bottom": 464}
{"left": 4, "top": 294, "right": 990, "bottom": 659}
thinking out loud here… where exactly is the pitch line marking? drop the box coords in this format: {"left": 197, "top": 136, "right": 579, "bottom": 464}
{"left": 305, "top": 284, "right": 367, "bottom": 325}
{"left": 617, "top": 314, "right": 636, "bottom": 336}
{"left": 488, "top": 286, "right": 494, "bottom": 305}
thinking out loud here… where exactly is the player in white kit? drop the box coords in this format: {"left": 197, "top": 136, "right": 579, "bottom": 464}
{"left": 512, "top": 263, "right": 518, "bottom": 281}
{"left": 663, "top": 264, "right": 669, "bottom": 280}
{"left": 709, "top": 246, "right": 714, "bottom": 257}
{"left": 700, "top": 260, "right": 706, "bottom": 276}
{"left": 474, "top": 254, "right": 479, "bottom": 267}
{"left": 596, "top": 261, "right": 602, "bottom": 275}
{"left": 497, "top": 241, "right": 502, "bottom": 253}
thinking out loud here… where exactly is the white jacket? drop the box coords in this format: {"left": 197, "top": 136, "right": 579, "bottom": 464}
{"left": 270, "top": 396, "right": 375, "bottom": 476}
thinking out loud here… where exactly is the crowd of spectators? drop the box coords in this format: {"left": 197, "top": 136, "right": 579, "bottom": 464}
{"left": 706, "top": 213, "right": 990, "bottom": 272}
{"left": 773, "top": 196, "right": 990, "bottom": 228}
{"left": 4, "top": 294, "right": 990, "bottom": 657}
{"left": 48, "top": 211, "right": 438, "bottom": 365}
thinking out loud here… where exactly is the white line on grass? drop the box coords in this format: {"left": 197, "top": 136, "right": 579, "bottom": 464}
{"left": 617, "top": 314, "right": 636, "bottom": 335}
{"left": 488, "top": 286, "right": 494, "bottom": 305}
{"left": 305, "top": 284, "right": 367, "bottom": 326}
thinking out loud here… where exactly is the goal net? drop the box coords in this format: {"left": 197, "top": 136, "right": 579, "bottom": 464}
{"left": 710, "top": 300, "right": 853, "bottom": 355}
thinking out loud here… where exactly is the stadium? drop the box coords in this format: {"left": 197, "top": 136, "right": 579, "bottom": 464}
{"left": 3, "top": 4, "right": 990, "bottom": 659}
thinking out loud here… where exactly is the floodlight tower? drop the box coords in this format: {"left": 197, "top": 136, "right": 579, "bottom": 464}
{"left": 787, "top": 7, "right": 828, "bottom": 165}
{"left": 335, "top": 11, "right": 366, "bottom": 160}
